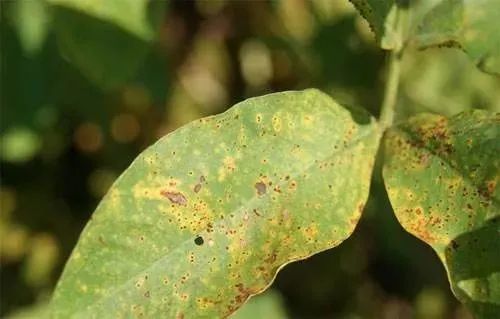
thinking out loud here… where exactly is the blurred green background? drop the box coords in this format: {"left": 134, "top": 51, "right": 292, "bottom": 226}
{"left": 1, "top": 0, "right": 499, "bottom": 318}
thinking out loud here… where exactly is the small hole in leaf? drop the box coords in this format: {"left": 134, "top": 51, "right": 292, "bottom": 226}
{"left": 194, "top": 236, "right": 204, "bottom": 246}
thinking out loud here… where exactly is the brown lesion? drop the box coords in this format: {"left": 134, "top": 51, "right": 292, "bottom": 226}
{"left": 194, "top": 175, "right": 206, "bottom": 193}
{"left": 160, "top": 191, "right": 188, "bottom": 206}
{"left": 254, "top": 182, "right": 266, "bottom": 195}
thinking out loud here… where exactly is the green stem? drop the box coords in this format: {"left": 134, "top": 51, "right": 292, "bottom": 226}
{"left": 379, "top": 5, "right": 406, "bottom": 130}
{"left": 379, "top": 49, "right": 402, "bottom": 129}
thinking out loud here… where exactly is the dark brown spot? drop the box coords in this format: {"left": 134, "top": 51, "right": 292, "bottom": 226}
{"left": 194, "top": 184, "right": 202, "bottom": 193}
{"left": 161, "top": 191, "right": 187, "bottom": 206}
{"left": 194, "top": 236, "right": 204, "bottom": 246}
{"left": 255, "top": 182, "right": 266, "bottom": 195}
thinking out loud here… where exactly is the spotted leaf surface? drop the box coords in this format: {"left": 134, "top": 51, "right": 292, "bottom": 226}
{"left": 51, "top": 89, "right": 380, "bottom": 318}
{"left": 383, "top": 110, "right": 500, "bottom": 318}
{"left": 350, "top": 0, "right": 500, "bottom": 74}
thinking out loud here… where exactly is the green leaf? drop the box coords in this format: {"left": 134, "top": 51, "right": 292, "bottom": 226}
{"left": 348, "top": 0, "right": 400, "bottom": 49}
{"left": 349, "top": 0, "right": 500, "bottom": 74}
{"left": 230, "top": 290, "right": 287, "bottom": 319}
{"left": 383, "top": 110, "right": 500, "bottom": 318}
{"left": 48, "top": 0, "right": 165, "bottom": 89}
{"left": 51, "top": 89, "right": 380, "bottom": 318}
{"left": 10, "top": 0, "right": 51, "bottom": 56}
{"left": 416, "top": 0, "right": 500, "bottom": 75}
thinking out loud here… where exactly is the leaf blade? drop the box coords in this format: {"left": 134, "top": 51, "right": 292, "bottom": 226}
{"left": 52, "top": 89, "right": 380, "bottom": 318}
{"left": 383, "top": 110, "right": 500, "bottom": 318}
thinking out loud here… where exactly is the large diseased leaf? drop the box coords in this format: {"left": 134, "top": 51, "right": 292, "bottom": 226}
{"left": 383, "top": 110, "right": 500, "bottom": 318}
{"left": 48, "top": 0, "right": 165, "bottom": 88}
{"left": 51, "top": 89, "right": 380, "bottom": 318}
{"left": 349, "top": 0, "right": 500, "bottom": 75}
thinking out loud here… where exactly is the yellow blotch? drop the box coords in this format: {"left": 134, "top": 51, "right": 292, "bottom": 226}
{"left": 223, "top": 156, "right": 237, "bottom": 173}
{"left": 272, "top": 115, "right": 282, "bottom": 132}
{"left": 302, "top": 115, "right": 314, "bottom": 126}
{"left": 303, "top": 223, "right": 318, "bottom": 240}
{"left": 217, "top": 167, "right": 227, "bottom": 182}
{"left": 255, "top": 113, "right": 263, "bottom": 123}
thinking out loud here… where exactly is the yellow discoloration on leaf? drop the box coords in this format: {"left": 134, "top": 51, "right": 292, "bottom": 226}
{"left": 384, "top": 110, "right": 500, "bottom": 317}
{"left": 223, "top": 157, "right": 237, "bottom": 173}
{"left": 272, "top": 114, "right": 282, "bottom": 132}
{"left": 52, "top": 90, "right": 380, "bottom": 318}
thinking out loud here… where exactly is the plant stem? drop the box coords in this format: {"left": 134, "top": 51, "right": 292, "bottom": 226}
{"left": 379, "top": 6, "right": 406, "bottom": 130}
{"left": 379, "top": 49, "right": 402, "bottom": 129}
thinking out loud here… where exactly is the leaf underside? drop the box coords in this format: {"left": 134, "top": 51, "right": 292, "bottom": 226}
{"left": 383, "top": 110, "right": 500, "bottom": 318}
{"left": 51, "top": 89, "right": 380, "bottom": 318}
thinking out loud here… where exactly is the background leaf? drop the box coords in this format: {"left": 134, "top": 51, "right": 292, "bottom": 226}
{"left": 48, "top": 0, "right": 165, "bottom": 89}
{"left": 349, "top": 0, "right": 500, "bottom": 74}
{"left": 51, "top": 89, "right": 380, "bottom": 318}
{"left": 383, "top": 110, "right": 500, "bottom": 318}
{"left": 416, "top": 0, "right": 500, "bottom": 75}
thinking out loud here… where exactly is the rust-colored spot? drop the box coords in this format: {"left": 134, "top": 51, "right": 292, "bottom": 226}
{"left": 264, "top": 252, "right": 277, "bottom": 264}
{"left": 161, "top": 191, "right": 187, "bottom": 206}
{"left": 255, "top": 182, "right": 266, "bottom": 195}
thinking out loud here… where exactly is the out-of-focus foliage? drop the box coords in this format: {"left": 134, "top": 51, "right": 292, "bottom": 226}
{"left": 350, "top": 0, "right": 500, "bottom": 74}
{"left": 1, "top": 0, "right": 498, "bottom": 317}
{"left": 49, "top": 0, "right": 166, "bottom": 88}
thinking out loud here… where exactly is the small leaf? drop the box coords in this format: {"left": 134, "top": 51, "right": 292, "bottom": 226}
{"left": 48, "top": 0, "right": 165, "bottom": 88}
{"left": 383, "top": 110, "right": 500, "bottom": 318}
{"left": 348, "top": 0, "right": 400, "bottom": 49}
{"left": 51, "top": 89, "right": 380, "bottom": 318}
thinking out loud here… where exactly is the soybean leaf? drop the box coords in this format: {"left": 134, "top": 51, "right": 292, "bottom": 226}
{"left": 416, "top": 0, "right": 500, "bottom": 75}
{"left": 383, "top": 110, "right": 500, "bottom": 318}
{"left": 348, "top": 0, "right": 401, "bottom": 49}
{"left": 51, "top": 89, "right": 380, "bottom": 318}
{"left": 48, "top": 0, "right": 165, "bottom": 88}
{"left": 349, "top": 0, "right": 500, "bottom": 75}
